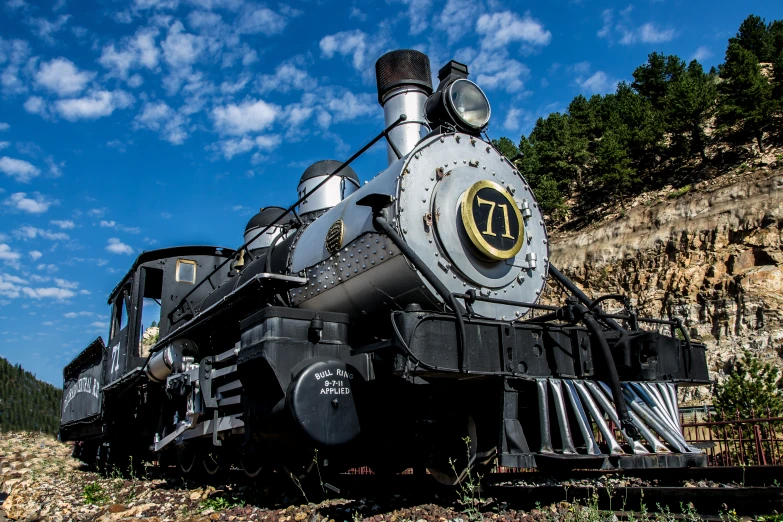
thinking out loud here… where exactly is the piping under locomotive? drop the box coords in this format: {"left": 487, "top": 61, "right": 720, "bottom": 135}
{"left": 60, "top": 50, "right": 710, "bottom": 484}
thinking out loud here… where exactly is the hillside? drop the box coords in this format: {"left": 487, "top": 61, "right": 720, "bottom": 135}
{"left": 494, "top": 14, "right": 783, "bottom": 402}
{"left": 0, "top": 357, "right": 62, "bottom": 435}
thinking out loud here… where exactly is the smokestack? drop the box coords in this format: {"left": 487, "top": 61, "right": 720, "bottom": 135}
{"left": 375, "top": 50, "right": 433, "bottom": 165}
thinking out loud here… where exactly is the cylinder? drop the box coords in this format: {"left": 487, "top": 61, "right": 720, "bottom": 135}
{"left": 375, "top": 50, "right": 433, "bottom": 165}
{"left": 146, "top": 344, "right": 183, "bottom": 382}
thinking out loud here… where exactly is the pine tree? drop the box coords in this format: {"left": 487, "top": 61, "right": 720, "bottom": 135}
{"left": 528, "top": 113, "right": 589, "bottom": 189}
{"left": 600, "top": 83, "right": 664, "bottom": 170}
{"left": 718, "top": 42, "right": 776, "bottom": 152}
{"left": 773, "top": 50, "right": 783, "bottom": 102}
{"left": 714, "top": 349, "right": 783, "bottom": 418}
{"left": 667, "top": 61, "right": 719, "bottom": 161}
{"left": 594, "top": 130, "right": 636, "bottom": 205}
{"left": 0, "top": 356, "right": 62, "bottom": 434}
{"left": 632, "top": 52, "right": 687, "bottom": 115}
{"left": 491, "top": 137, "right": 520, "bottom": 161}
{"left": 729, "top": 15, "right": 775, "bottom": 62}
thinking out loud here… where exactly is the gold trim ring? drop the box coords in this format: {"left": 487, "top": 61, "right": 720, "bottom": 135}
{"left": 460, "top": 180, "right": 524, "bottom": 261}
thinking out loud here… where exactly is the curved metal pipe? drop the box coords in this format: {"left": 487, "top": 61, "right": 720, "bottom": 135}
{"left": 374, "top": 212, "right": 466, "bottom": 371}
{"left": 548, "top": 264, "right": 624, "bottom": 332}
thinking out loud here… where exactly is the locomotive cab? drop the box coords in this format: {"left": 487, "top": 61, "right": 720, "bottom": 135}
{"left": 103, "top": 246, "right": 236, "bottom": 386}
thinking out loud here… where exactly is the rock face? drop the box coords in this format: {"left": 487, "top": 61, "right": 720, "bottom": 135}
{"left": 548, "top": 169, "right": 783, "bottom": 403}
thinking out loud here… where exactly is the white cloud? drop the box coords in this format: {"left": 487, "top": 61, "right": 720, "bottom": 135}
{"left": 161, "top": 21, "right": 207, "bottom": 69}
{"left": 23, "top": 96, "right": 47, "bottom": 116}
{"left": 476, "top": 11, "right": 551, "bottom": 50}
{"left": 22, "top": 287, "right": 75, "bottom": 300}
{"left": 598, "top": 8, "right": 676, "bottom": 46}
{"left": 0, "top": 142, "right": 8, "bottom": 151}
{"left": 64, "top": 311, "right": 93, "bottom": 318}
{"left": 106, "top": 237, "right": 134, "bottom": 255}
{"left": 45, "top": 156, "right": 64, "bottom": 177}
{"left": 457, "top": 48, "right": 530, "bottom": 94}
{"left": 133, "top": 101, "right": 188, "bottom": 144}
{"left": 55, "top": 90, "right": 134, "bottom": 121}
{"left": 257, "top": 62, "right": 312, "bottom": 94}
{"left": 0, "top": 122, "right": 8, "bottom": 131}
{"left": 35, "top": 57, "right": 95, "bottom": 97}
{"left": 210, "top": 134, "right": 281, "bottom": 160}
{"left": 99, "top": 221, "right": 140, "bottom": 233}
{"left": 435, "top": 0, "right": 478, "bottom": 45}
{"left": 503, "top": 108, "right": 527, "bottom": 132}
{"left": 14, "top": 225, "right": 68, "bottom": 241}
{"left": 98, "top": 27, "right": 160, "bottom": 80}
{"left": 37, "top": 263, "right": 59, "bottom": 273}
{"left": 597, "top": 8, "right": 613, "bottom": 39}
{"left": 691, "top": 46, "right": 712, "bottom": 62}
{"left": 28, "top": 14, "right": 71, "bottom": 43}
{"left": 210, "top": 137, "right": 254, "bottom": 159}
{"left": 398, "top": 0, "right": 431, "bottom": 35}
{"left": 5, "top": 192, "right": 54, "bottom": 214}
{"left": 235, "top": 5, "right": 287, "bottom": 35}
{"left": 50, "top": 219, "right": 75, "bottom": 229}
{"left": 212, "top": 99, "right": 279, "bottom": 136}
{"left": 319, "top": 29, "right": 387, "bottom": 80}
{"left": 90, "top": 320, "right": 108, "bottom": 329}
{"left": 326, "top": 92, "right": 376, "bottom": 123}
{"left": 0, "top": 244, "right": 22, "bottom": 267}
{"left": 633, "top": 23, "right": 676, "bottom": 44}
{"left": 0, "top": 156, "right": 40, "bottom": 182}
{"left": 54, "top": 278, "right": 78, "bottom": 289}
{"left": 0, "top": 273, "right": 23, "bottom": 298}
{"left": 87, "top": 208, "right": 106, "bottom": 217}
{"left": 579, "top": 71, "right": 616, "bottom": 94}
{"left": 0, "top": 38, "right": 32, "bottom": 96}
{"left": 29, "top": 250, "right": 42, "bottom": 261}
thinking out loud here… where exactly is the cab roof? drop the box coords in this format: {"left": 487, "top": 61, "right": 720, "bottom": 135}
{"left": 107, "top": 245, "right": 235, "bottom": 304}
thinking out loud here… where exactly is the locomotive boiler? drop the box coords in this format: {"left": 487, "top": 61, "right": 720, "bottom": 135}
{"left": 60, "top": 50, "right": 710, "bottom": 485}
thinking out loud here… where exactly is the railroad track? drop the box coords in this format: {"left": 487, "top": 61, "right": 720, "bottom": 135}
{"left": 313, "top": 467, "right": 783, "bottom": 517}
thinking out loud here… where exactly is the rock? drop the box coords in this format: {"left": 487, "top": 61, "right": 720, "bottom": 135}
{"left": 550, "top": 171, "right": 783, "bottom": 402}
{"left": 109, "top": 504, "right": 127, "bottom": 513}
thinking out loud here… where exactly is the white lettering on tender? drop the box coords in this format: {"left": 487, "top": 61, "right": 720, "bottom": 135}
{"left": 62, "top": 376, "right": 101, "bottom": 411}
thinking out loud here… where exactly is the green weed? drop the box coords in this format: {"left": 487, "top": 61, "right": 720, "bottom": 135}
{"left": 200, "top": 495, "right": 245, "bottom": 512}
{"left": 83, "top": 481, "right": 108, "bottom": 505}
{"left": 667, "top": 184, "right": 692, "bottom": 199}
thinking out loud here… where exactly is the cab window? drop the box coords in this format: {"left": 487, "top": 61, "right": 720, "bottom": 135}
{"left": 176, "top": 259, "right": 197, "bottom": 284}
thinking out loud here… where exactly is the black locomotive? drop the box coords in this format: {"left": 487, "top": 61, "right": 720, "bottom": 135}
{"left": 60, "top": 50, "right": 709, "bottom": 484}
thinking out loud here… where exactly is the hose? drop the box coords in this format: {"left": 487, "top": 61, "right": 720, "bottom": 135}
{"left": 572, "top": 302, "right": 639, "bottom": 440}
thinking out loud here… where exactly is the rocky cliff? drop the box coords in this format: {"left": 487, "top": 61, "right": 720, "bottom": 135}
{"left": 548, "top": 165, "right": 783, "bottom": 404}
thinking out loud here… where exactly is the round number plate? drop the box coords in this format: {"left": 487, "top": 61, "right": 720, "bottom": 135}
{"left": 460, "top": 180, "right": 524, "bottom": 260}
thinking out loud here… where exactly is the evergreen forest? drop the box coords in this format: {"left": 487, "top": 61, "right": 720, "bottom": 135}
{"left": 0, "top": 356, "right": 62, "bottom": 435}
{"left": 493, "top": 14, "right": 783, "bottom": 227}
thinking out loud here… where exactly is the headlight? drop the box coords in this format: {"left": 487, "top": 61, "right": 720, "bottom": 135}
{"left": 447, "top": 79, "right": 491, "bottom": 130}
{"left": 425, "top": 76, "right": 491, "bottom": 134}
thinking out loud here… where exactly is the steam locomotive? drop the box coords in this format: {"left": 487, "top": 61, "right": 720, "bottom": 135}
{"left": 59, "top": 50, "right": 710, "bottom": 484}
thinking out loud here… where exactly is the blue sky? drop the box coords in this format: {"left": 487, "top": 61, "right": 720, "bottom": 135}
{"left": 0, "top": 0, "right": 779, "bottom": 385}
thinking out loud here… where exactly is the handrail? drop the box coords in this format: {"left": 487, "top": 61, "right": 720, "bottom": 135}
{"left": 167, "top": 114, "right": 410, "bottom": 326}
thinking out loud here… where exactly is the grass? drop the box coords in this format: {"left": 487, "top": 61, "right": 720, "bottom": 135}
{"left": 200, "top": 495, "right": 245, "bottom": 512}
{"left": 83, "top": 481, "right": 108, "bottom": 505}
{"left": 450, "top": 436, "right": 484, "bottom": 521}
{"left": 667, "top": 184, "right": 692, "bottom": 199}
